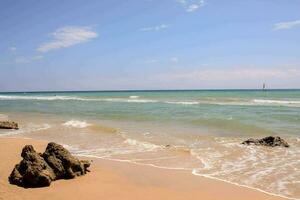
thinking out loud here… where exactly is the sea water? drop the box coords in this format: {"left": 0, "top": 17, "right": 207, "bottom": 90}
{"left": 0, "top": 90, "right": 299, "bottom": 199}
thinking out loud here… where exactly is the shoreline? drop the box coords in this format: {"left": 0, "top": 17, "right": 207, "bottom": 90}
{"left": 0, "top": 137, "right": 288, "bottom": 200}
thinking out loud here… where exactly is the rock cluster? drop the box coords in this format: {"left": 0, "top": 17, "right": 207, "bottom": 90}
{"left": 242, "top": 136, "right": 289, "bottom": 147}
{"left": 0, "top": 121, "right": 18, "bottom": 129}
{"left": 9, "top": 142, "right": 91, "bottom": 188}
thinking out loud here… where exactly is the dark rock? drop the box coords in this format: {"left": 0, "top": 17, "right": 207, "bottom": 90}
{"left": 42, "top": 142, "right": 90, "bottom": 179}
{"left": 0, "top": 121, "right": 18, "bottom": 129}
{"left": 9, "top": 145, "right": 56, "bottom": 187}
{"left": 9, "top": 142, "right": 91, "bottom": 188}
{"left": 242, "top": 136, "right": 289, "bottom": 147}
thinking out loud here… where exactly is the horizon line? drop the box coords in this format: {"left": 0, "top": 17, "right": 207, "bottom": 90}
{"left": 1, "top": 88, "right": 300, "bottom": 93}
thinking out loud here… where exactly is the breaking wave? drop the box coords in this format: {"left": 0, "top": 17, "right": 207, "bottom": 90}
{"left": 62, "top": 120, "right": 91, "bottom": 128}
{"left": 253, "top": 99, "right": 300, "bottom": 105}
{"left": 124, "top": 138, "right": 162, "bottom": 152}
{"left": 129, "top": 95, "right": 140, "bottom": 99}
{"left": 1, "top": 94, "right": 300, "bottom": 107}
{"left": 165, "top": 101, "right": 199, "bottom": 105}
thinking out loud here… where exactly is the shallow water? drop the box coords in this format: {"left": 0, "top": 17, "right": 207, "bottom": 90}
{"left": 0, "top": 90, "right": 299, "bottom": 199}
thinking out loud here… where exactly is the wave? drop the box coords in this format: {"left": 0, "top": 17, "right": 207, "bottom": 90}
{"left": 165, "top": 101, "right": 199, "bottom": 105}
{"left": 253, "top": 99, "right": 300, "bottom": 105}
{"left": 115, "top": 99, "right": 158, "bottom": 103}
{"left": 0, "top": 95, "right": 157, "bottom": 103}
{"left": 1, "top": 94, "right": 300, "bottom": 107}
{"left": 124, "top": 138, "right": 162, "bottom": 152}
{"left": 129, "top": 95, "right": 140, "bottom": 99}
{"left": 0, "top": 123, "right": 51, "bottom": 136}
{"left": 62, "top": 120, "right": 91, "bottom": 128}
{"left": 0, "top": 95, "right": 84, "bottom": 101}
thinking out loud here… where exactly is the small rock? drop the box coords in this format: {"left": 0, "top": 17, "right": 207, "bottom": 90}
{"left": 0, "top": 121, "right": 18, "bottom": 130}
{"left": 242, "top": 136, "right": 289, "bottom": 147}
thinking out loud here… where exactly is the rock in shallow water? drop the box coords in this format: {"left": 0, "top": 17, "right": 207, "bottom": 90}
{"left": 242, "top": 136, "right": 289, "bottom": 147}
{"left": 9, "top": 143, "right": 91, "bottom": 188}
{"left": 0, "top": 121, "right": 18, "bottom": 129}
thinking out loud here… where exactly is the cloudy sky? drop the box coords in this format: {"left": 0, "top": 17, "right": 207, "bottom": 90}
{"left": 0, "top": 0, "right": 300, "bottom": 91}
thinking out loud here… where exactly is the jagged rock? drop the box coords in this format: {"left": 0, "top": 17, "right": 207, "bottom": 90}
{"left": 242, "top": 136, "right": 289, "bottom": 147}
{"left": 42, "top": 142, "right": 90, "bottom": 179}
{"left": 9, "top": 142, "right": 91, "bottom": 188}
{"left": 0, "top": 121, "right": 18, "bottom": 129}
{"left": 9, "top": 145, "right": 56, "bottom": 187}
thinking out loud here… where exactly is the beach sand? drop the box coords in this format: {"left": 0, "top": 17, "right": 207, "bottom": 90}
{"left": 0, "top": 137, "right": 287, "bottom": 200}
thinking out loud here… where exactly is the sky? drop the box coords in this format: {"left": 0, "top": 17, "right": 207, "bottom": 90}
{"left": 0, "top": 0, "right": 300, "bottom": 91}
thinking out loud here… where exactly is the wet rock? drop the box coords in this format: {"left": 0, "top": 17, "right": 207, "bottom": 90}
{"left": 242, "top": 136, "right": 289, "bottom": 147}
{"left": 9, "top": 145, "right": 56, "bottom": 187}
{"left": 0, "top": 121, "right": 18, "bottom": 129}
{"left": 42, "top": 142, "right": 90, "bottom": 179}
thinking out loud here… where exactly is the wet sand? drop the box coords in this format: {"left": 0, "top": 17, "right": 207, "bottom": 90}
{"left": 0, "top": 137, "right": 287, "bottom": 200}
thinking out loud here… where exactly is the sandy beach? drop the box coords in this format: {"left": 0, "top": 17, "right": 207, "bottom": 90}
{"left": 0, "top": 137, "right": 287, "bottom": 200}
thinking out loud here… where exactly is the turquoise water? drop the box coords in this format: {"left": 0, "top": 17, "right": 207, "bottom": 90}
{"left": 0, "top": 90, "right": 300, "bottom": 137}
{"left": 0, "top": 90, "right": 300, "bottom": 199}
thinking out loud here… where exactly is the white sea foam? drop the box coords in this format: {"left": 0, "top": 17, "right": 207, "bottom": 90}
{"left": 72, "top": 146, "right": 298, "bottom": 200}
{"left": 62, "top": 144, "right": 80, "bottom": 152}
{"left": 62, "top": 120, "right": 91, "bottom": 128}
{"left": 129, "top": 95, "right": 140, "bottom": 99}
{"left": 2, "top": 94, "right": 300, "bottom": 107}
{"left": 0, "top": 114, "right": 8, "bottom": 120}
{"left": 253, "top": 99, "right": 300, "bottom": 105}
{"left": 126, "top": 99, "right": 158, "bottom": 103}
{"left": 191, "top": 169, "right": 297, "bottom": 200}
{"left": 189, "top": 139, "right": 300, "bottom": 200}
{"left": 28, "top": 134, "right": 297, "bottom": 200}
{"left": 0, "top": 123, "right": 51, "bottom": 136}
{"left": 103, "top": 98, "right": 158, "bottom": 103}
{"left": 165, "top": 101, "right": 199, "bottom": 105}
{"left": 124, "top": 138, "right": 161, "bottom": 151}
{"left": 0, "top": 95, "right": 159, "bottom": 103}
{"left": 0, "top": 95, "right": 84, "bottom": 101}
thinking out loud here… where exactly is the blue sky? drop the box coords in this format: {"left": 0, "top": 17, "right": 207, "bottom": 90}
{"left": 0, "top": 0, "right": 300, "bottom": 91}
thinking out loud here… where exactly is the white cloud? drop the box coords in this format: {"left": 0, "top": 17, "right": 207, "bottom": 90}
{"left": 170, "top": 57, "right": 179, "bottom": 63}
{"left": 139, "top": 24, "right": 169, "bottom": 32}
{"left": 145, "top": 59, "right": 159, "bottom": 64}
{"left": 15, "top": 55, "right": 43, "bottom": 64}
{"left": 157, "top": 68, "right": 300, "bottom": 81}
{"left": 273, "top": 20, "right": 300, "bottom": 30}
{"left": 9, "top": 46, "right": 17, "bottom": 52}
{"left": 177, "top": 0, "right": 205, "bottom": 12}
{"left": 37, "top": 26, "right": 98, "bottom": 52}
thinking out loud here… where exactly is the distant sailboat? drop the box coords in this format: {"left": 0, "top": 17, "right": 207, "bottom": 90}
{"left": 262, "top": 83, "right": 266, "bottom": 91}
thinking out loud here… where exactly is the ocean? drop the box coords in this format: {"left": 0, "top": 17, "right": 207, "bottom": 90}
{"left": 0, "top": 90, "right": 299, "bottom": 199}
